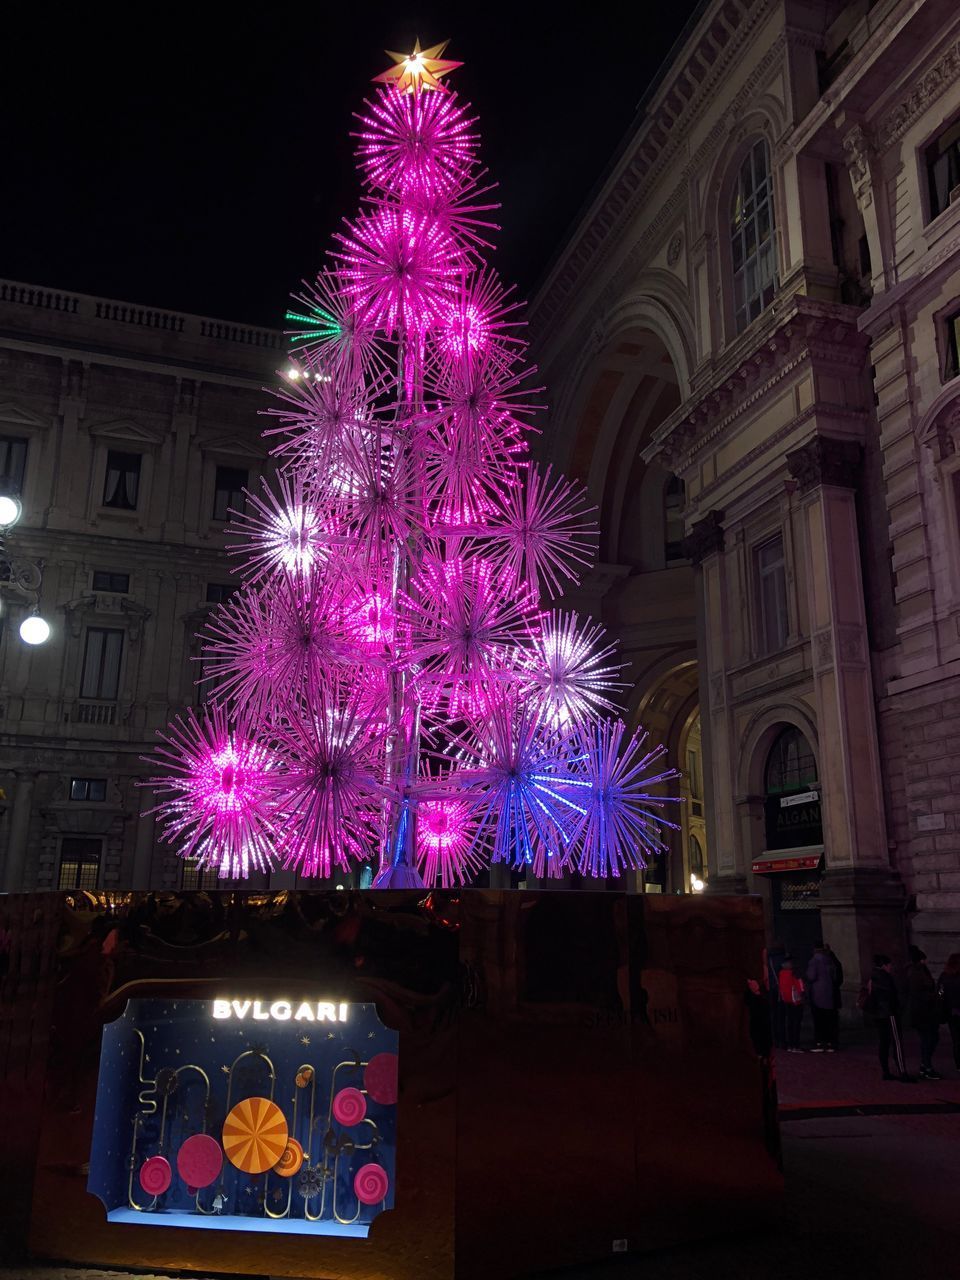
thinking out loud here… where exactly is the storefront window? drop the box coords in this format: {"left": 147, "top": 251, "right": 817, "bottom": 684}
{"left": 88, "top": 997, "right": 398, "bottom": 1238}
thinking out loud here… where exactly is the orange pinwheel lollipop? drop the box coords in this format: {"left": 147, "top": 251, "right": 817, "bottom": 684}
{"left": 222, "top": 1096, "right": 289, "bottom": 1175}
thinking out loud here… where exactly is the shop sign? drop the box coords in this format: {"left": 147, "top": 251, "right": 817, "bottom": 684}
{"left": 764, "top": 787, "right": 822, "bottom": 851}
{"left": 211, "top": 998, "right": 349, "bottom": 1023}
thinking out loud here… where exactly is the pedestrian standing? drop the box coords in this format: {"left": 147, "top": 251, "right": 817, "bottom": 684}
{"left": 806, "top": 944, "right": 837, "bottom": 1052}
{"left": 767, "top": 939, "right": 787, "bottom": 1049}
{"left": 906, "top": 945, "right": 942, "bottom": 1081}
{"left": 824, "top": 943, "right": 843, "bottom": 1051}
{"left": 864, "top": 954, "right": 910, "bottom": 1082}
{"left": 938, "top": 953, "right": 960, "bottom": 1072}
{"left": 778, "top": 957, "right": 805, "bottom": 1052}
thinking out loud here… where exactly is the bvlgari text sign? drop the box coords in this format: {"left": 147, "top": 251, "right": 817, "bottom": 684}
{"left": 211, "top": 999, "right": 349, "bottom": 1023}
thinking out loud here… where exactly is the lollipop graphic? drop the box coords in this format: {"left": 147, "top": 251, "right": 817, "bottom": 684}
{"left": 139, "top": 1155, "right": 172, "bottom": 1196}
{"left": 274, "top": 1137, "right": 304, "bottom": 1178}
{"left": 221, "top": 1096, "right": 289, "bottom": 1174}
{"left": 332, "top": 1086, "right": 367, "bottom": 1126}
{"left": 176, "top": 1134, "right": 223, "bottom": 1189}
{"left": 354, "top": 1162, "right": 389, "bottom": 1205}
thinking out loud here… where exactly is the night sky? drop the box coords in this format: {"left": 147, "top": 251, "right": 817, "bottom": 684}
{"left": 3, "top": 4, "right": 701, "bottom": 328}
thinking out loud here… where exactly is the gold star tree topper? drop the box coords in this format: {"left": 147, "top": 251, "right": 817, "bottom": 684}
{"left": 374, "top": 38, "right": 461, "bottom": 94}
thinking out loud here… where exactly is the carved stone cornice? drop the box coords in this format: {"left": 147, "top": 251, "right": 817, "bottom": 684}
{"left": 876, "top": 35, "right": 960, "bottom": 151}
{"left": 786, "top": 436, "right": 863, "bottom": 494}
{"left": 530, "top": 0, "right": 779, "bottom": 338}
{"left": 682, "top": 510, "right": 725, "bottom": 565}
{"left": 644, "top": 296, "right": 869, "bottom": 470}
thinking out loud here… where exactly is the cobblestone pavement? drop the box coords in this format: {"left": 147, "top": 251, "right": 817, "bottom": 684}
{"left": 776, "top": 1034, "right": 960, "bottom": 1112}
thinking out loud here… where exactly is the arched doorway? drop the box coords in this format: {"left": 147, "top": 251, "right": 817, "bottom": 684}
{"left": 543, "top": 321, "right": 701, "bottom": 895}
{"left": 755, "top": 725, "right": 824, "bottom": 969}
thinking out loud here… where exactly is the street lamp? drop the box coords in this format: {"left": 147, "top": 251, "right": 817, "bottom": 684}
{"left": 19, "top": 614, "right": 50, "bottom": 645}
{"left": 0, "top": 485, "right": 50, "bottom": 645}
{"left": 0, "top": 493, "right": 22, "bottom": 529}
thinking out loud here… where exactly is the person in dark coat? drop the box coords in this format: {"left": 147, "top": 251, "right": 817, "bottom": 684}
{"left": 938, "top": 953, "right": 960, "bottom": 1071}
{"left": 806, "top": 944, "right": 839, "bottom": 1052}
{"left": 767, "top": 940, "right": 787, "bottom": 1049}
{"left": 906, "top": 945, "right": 942, "bottom": 1080}
{"left": 744, "top": 978, "right": 773, "bottom": 1059}
{"left": 864, "top": 954, "right": 910, "bottom": 1081}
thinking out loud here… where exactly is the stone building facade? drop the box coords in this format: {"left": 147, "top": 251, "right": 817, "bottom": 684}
{"left": 0, "top": 279, "right": 282, "bottom": 892}
{"left": 530, "top": 0, "right": 960, "bottom": 976}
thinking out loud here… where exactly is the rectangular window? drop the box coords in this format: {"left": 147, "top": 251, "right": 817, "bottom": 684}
{"left": 205, "top": 582, "right": 237, "bottom": 605}
{"left": 181, "top": 857, "right": 221, "bottom": 891}
{"left": 70, "top": 777, "right": 107, "bottom": 802}
{"left": 80, "top": 627, "right": 124, "bottom": 700}
{"left": 213, "top": 466, "right": 247, "bottom": 521}
{"left": 944, "top": 307, "right": 960, "bottom": 382}
{"left": 92, "top": 570, "right": 130, "bottom": 593}
{"left": 756, "top": 534, "right": 789, "bottom": 655}
{"left": 102, "top": 450, "right": 141, "bottom": 510}
{"left": 0, "top": 435, "right": 28, "bottom": 495}
{"left": 58, "top": 836, "right": 102, "bottom": 890}
{"left": 926, "top": 118, "right": 960, "bottom": 221}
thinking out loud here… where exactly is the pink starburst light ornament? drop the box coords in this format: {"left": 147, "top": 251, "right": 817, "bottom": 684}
{"left": 434, "top": 267, "right": 527, "bottom": 363}
{"left": 285, "top": 270, "right": 389, "bottom": 381}
{"left": 228, "top": 472, "right": 326, "bottom": 582}
{"left": 201, "top": 577, "right": 350, "bottom": 715}
{"left": 147, "top": 705, "right": 276, "bottom": 879}
{"left": 270, "top": 681, "right": 387, "bottom": 877}
{"left": 488, "top": 465, "right": 598, "bottom": 598}
{"left": 563, "top": 721, "right": 681, "bottom": 879}
{"left": 452, "top": 684, "right": 576, "bottom": 878}
{"left": 332, "top": 205, "right": 463, "bottom": 335}
{"left": 263, "top": 366, "right": 385, "bottom": 482}
{"left": 354, "top": 86, "right": 479, "bottom": 198}
{"left": 415, "top": 786, "right": 485, "bottom": 888}
{"left": 407, "top": 554, "right": 538, "bottom": 688}
{"left": 526, "top": 611, "right": 626, "bottom": 725}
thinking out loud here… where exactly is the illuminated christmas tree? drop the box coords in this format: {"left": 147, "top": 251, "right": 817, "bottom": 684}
{"left": 148, "top": 40, "right": 678, "bottom": 887}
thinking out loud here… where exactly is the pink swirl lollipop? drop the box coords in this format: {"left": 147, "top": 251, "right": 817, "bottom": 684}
{"left": 363, "top": 1052, "right": 398, "bottom": 1105}
{"left": 332, "top": 1086, "right": 367, "bottom": 1127}
{"left": 354, "top": 1162, "right": 389, "bottom": 1205}
{"left": 139, "top": 1155, "right": 171, "bottom": 1196}
{"left": 176, "top": 1133, "right": 223, "bottom": 1189}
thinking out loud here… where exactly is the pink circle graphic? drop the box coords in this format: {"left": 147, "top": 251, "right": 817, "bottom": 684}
{"left": 332, "top": 1086, "right": 367, "bottom": 1127}
{"left": 139, "top": 1155, "right": 172, "bottom": 1196}
{"left": 176, "top": 1133, "right": 223, "bottom": 1189}
{"left": 363, "top": 1052, "right": 398, "bottom": 1105}
{"left": 354, "top": 1162, "right": 389, "bottom": 1205}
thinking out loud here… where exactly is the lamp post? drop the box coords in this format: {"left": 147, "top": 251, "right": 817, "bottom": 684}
{"left": 0, "top": 486, "right": 50, "bottom": 645}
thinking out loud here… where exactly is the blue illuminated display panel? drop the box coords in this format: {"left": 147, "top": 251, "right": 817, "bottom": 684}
{"left": 87, "top": 998, "right": 398, "bottom": 1238}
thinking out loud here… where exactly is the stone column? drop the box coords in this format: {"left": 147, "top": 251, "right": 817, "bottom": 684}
{"left": 787, "top": 436, "right": 904, "bottom": 992}
{"left": 683, "top": 511, "right": 746, "bottom": 895}
{"left": 131, "top": 787, "right": 156, "bottom": 890}
{"left": 2, "top": 772, "right": 35, "bottom": 891}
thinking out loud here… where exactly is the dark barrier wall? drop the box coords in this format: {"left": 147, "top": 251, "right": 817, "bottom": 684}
{"left": 0, "top": 890, "right": 781, "bottom": 1280}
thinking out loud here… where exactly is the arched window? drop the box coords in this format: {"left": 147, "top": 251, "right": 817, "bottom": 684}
{"left": 689, "top": 834, "right": 704, "bottom": 877}
{"left": 764, "top": 726, "right": 817, "bottom": 794}
{"left": 731, "top": 140, "right": 778, "bottom": 333}
{"left": 664, "top": 475, "right": 686, "bottom": 565}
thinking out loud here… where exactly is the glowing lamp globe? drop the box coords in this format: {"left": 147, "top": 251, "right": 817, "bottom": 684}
{"left": 19, "top": 615, "right": 50, "bottom": 645}
{"left": 0, "top": 494, "right": 22, "bottom": 528}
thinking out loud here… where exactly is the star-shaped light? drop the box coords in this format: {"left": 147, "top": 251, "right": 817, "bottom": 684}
{"left": 373, "top": 39, "right": 461, "bottom": 94}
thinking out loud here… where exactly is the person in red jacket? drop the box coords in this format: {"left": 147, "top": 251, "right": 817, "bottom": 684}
{"left": 778, "top": 956, "right": 806, "bottom": 1052}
